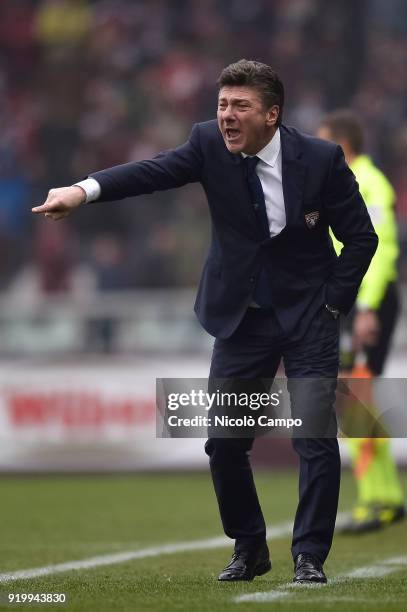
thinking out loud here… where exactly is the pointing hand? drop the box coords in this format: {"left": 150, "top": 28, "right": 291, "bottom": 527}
{"left": 32, "top": 186, "right": 86, "bottom": 220}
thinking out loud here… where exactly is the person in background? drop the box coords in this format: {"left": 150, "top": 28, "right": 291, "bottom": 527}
{"left": 317, "top": 110, "right": 405, "bottom": 533}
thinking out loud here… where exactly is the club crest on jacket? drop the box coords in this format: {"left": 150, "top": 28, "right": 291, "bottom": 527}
{"left": 304, "top": 211, "right": 320, "bottom": 228}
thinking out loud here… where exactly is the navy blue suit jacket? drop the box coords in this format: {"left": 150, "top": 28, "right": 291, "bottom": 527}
{"left": 90, "top": 121, "right": 378, "bottom": 339}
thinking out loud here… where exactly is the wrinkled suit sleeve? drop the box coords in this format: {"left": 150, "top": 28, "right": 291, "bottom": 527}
{"left": 89, "top": 124, "right": 203, "bottom": 202}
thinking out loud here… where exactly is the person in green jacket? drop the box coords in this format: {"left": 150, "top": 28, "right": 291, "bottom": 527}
{"left": 317, "top": 110, "right": 405, "bottom": 533}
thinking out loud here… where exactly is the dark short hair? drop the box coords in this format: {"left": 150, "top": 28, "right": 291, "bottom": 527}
{"left": 217, "top": 59, "right": 284, "bottom": 126}
{"left": 319, "top": 110, "right": 364, "bottom": 155}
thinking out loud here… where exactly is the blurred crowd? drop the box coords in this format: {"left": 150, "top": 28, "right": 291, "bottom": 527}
{"left": 1, "top": 0, "right": 407, "bottom": 295}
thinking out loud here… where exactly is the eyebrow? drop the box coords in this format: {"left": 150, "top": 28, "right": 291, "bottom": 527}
{"left": 218, "top": 97, "right": 252, "bottom": 104}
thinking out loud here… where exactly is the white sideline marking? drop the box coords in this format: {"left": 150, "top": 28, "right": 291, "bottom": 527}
{"left": 343, "top": 555, "right": 407, "bottom": 579}
{"left": 345, "top": 566, "right": 396, "bottom": 579}
{"left": 234, "top": 555, "right": 407, "bottom": 604}
{"left": 238, "top": 592, "right": 291, "bottom": 603}
{"left": 253, "top": 595, "right": 401, "bottom": 605}
{"left": 235, "top": 582, "right": 329, "bottom": 604}
{"left": 383, "top": 556, "right": 407, "bottom": 566}
{"left": 0, "top": 521, "right": 293, "bottom": 583}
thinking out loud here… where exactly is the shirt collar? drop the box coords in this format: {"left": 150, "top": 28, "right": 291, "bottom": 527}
{"left": 241, "top": 128, "right": 280, "bottom": 167}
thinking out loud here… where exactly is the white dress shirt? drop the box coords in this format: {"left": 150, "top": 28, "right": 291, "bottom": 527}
{"left": 74, "top": 176, "right": 101, "bottom": 203}
{"left": 75, "top": 128, "right": 286, "bottom": 238}
{"left": 241, "top": 127, "right": 286, "bottom": 237}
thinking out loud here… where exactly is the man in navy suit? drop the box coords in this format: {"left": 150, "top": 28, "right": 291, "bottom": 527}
{"left": 33, "top": 60, "right": 378, "bottom": 583}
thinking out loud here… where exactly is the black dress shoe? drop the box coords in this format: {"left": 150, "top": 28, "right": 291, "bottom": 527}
{"left": 218, "top": 542, "right": 271, "bottom": 581}
{"left": 293, "top": 553, "right": 327, "bottom": 584}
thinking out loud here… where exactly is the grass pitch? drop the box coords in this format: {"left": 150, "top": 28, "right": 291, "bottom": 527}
{"left": 0, "top": 470, "right": 406, "bottom": 611}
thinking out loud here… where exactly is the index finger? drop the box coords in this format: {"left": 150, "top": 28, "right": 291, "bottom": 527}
{"left": 32, "top": 204, "right": 49, "bottom": 214}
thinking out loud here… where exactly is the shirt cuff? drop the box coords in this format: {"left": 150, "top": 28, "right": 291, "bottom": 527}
{"left": 73, "top": 178, "right": 101, "bottom": 203}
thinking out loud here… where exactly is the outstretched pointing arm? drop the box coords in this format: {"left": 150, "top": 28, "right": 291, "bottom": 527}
{"left": 32, "top": 124, "right": 203, "bottom": 220}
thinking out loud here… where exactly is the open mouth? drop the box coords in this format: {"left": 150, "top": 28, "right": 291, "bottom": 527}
{"left": 225, "top": 128, "right": 241, "bottom": 141}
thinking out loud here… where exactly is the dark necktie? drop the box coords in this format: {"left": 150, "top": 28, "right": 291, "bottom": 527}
{"left": 244, "top": 155, "right": 273, "bottom": 308}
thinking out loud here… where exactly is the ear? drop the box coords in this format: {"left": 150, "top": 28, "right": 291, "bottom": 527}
{"left": 265, "top": 105, "right": 280, "bottom": 126}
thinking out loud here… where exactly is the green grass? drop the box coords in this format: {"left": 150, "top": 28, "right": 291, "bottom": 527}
{"left": 0, "top": 470, "right": 406, "bottom": 611}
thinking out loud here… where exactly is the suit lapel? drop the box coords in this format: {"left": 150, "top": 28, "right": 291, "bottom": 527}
{"left": 280, "top": 126, "right": 306, "bottom": 226}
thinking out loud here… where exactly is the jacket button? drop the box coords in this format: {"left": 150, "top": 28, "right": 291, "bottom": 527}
{"left": 249, "top": 277, "right": 255, "bottom": 283}
{"left": 253, "top": 203, "right": 259, "bottom": 210}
